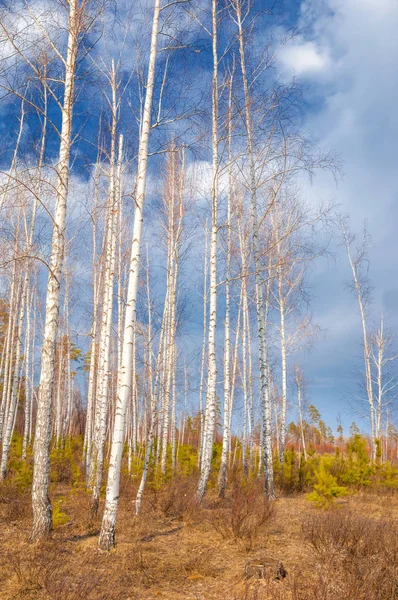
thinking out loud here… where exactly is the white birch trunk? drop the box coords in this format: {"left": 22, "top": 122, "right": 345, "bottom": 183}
{"left": 22, "top": 282, "right": 33, "bottom": 460}
{"left": 198, "top": 222, "right": 208, "bottom": 466}
{"left": 31, "top": 0, "right": 78, "bottom": 540}
{"left": 197, "top": 0, "right": 219, "bottom": 501}
{"left": 0, "top": 258, "right": 19, "bottom": 444}
{"left": 295, "top": 366, "right": 307, "bottom": 461}
{"left": 99, "top": 0, "right": 161, "bottom": 549}
{"left": 235, "top": 1, "right": 274, "bottom": 497}
{"left": 342, "top": 223, "right": 376, "bottom": 460}
{"left": 218, "top": 75, "right": 233, "bottom": 495}
{"left": 90, "top": 116, "right": 121, "bottom": 516}
{"left": 135, "top": 254, "right": 155, "bottom": 515}
{"left": 84, "top": 164, "right": 102, "bottom": 479}
{"left": 278, "top": 274, "right": 287, "bottom": 463}
{"left": 0, "top": 271, "right": 27, "bottom": 480}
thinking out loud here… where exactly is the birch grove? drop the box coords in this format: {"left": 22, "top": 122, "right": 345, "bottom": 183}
{"left": 29, "top": 0, "right": 80, "bottom": 541}
{"left": 0, "top": 0, "right": 393, "bottom": 559}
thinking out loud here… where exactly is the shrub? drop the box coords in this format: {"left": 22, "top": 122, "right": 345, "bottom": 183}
{"left": 306, "top": 456, "right": 348, "bottom": 508}
{"left": 300, "top": 510, "right": 398, "bottom": 600}
{"left": 52, "top": 498, "right": 70, "bottom": 528}
{"left": 342, "top": 434, "right": 373, "bottom": 488}
{"left": 209, "top": 481, "right": 274, "bottom": 549}
{"left": 177, "top": 444, "right": 198, "bottom": 477}
{"left": 0, "top": 481, "right": 30, "bottom": 522}
{"left": 50, "top": 442, "right": 83, "bottom": 487}
{"left": 230, "top": 483, "right": 274, "bottom": 547}
{"left": 158, "top": 474, "right": 198, "bottom": 519}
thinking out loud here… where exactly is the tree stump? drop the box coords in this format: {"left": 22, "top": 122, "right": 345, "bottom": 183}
{"left": 244, "top": 559, "right": 287, "bottom": 580}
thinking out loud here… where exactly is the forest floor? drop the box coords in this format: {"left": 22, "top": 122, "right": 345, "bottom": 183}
{"left": 1, "top": 476, "right": 398, "bottom": 600}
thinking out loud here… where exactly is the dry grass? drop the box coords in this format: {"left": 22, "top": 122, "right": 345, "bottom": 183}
{"left": 1, "top": 476, "right": 398, "bottom": 599}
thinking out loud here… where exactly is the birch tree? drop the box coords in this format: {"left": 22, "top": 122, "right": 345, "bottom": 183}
{"left": 218, "top": 70, "right": 233, "bottom": 497}
{"left": 370, "top": 315, "right": 398, "bottom": 443}
{"left": 197, "top": 0, "right": 220, "bottom": 501}
{"left": 231, "top": 0, "right": 275, "bottom": 497}
{"left": 295, "top": 365, "right": 307, "bottom": 461}
{"left": 90, "top": 62, "right": 123, "bottom": 517}
{"left": 341, "top": 218, "right": 376, "bottom": 460}
{"left": 99, "top": 0, "right": 161, "bottom": 550}
{"left": 29, "top": 0, "right": 91, "bottom": 541}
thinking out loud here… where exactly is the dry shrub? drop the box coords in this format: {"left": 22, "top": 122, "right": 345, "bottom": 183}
{"left": 299, "top": 509, "right": 398, "bottom": 599}
{"left": 181, "top": 545, "right": 220, "bottom": 578}
{"left": 7, "top": 543, "right": 133, "bottom": 600}
{"left": 157, "top": 474, "right": 199, "bottom": 520}
{"left": 209, "top": 482, "right": 275, "bottom": 549}
{"left": 237, "top": 509, "right": 398, "bottom": 600}
{"left": 303, "top": 509, "right": 370, "bottom": 558}
{"left": 0, "top": 481, "right": 31, "bottom": 523}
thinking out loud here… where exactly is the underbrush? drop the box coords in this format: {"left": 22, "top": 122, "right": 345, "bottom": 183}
{"left": 241, "top": 509, "right": 398, "bottom": 600}
{"left": 2, "top": 464, "right": 398, "bottom": 600}
{"left": 0, "top": 479, "right": 31, "bottom": 523}
{"left": 206, "top": 480, "right": 275, "bottom": 549}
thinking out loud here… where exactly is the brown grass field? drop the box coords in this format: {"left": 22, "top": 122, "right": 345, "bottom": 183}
{"left": 1, "top": 474, "right": 398, "bottom": 600}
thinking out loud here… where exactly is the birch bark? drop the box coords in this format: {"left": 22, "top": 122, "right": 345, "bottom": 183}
{"left": 99, "top": 0, "right": 161, "bottom": 549}
{"left": 31, "top": 0, "right": 79, "bottom": 541}
{"left": 218, "top": 73, "right": 233, "bottom": 496}
{"left": 234, "top": 0, "right": 274, "bottom": 497}
{"left": 197, "top": 0, "right": 219, "bottom": 501}
{"left": 342, "top": 221, "right": 376, "bottom": 460}
{"left": 90, "top": 106, "right": 122, "bottom": 517}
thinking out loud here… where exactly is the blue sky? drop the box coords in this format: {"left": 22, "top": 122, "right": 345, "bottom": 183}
{"left": 1, "top": 0, "right": 397, "bottom": 436}
{"left": 275, "top": 0, "right": 398, "bottom": 432}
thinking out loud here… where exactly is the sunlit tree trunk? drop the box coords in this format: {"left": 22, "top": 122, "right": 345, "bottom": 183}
{"left": 197, "top": 0, "right": 219, "bottom": 501}
{"left": 341, "top": 219, "right": 376, "bottom": 460}
{"left": 295, "top": 365, "right": 307, "bottom": 461}
{"left": 22, "top": 80, "right": 47, "bottom": 460}
{"left": 278, "top": 269, "right": 288, "bottom": 463}
{"left": 31, "top": 0, "right": 79, "bottom": 541}
{"left": 84, "top": 164, "right": 102, "bottom": 480}
{"left": 136, "top": 252, "right": 155, "bottom": 515}
{"left": 233, "top": 0, "right": 274, "bottom": 497}
{"left": 1, "top": 267, "right": 27, "bottom": 480}
{"left": 54, "top": 336, "right": 64, "bottom": 444}
{"left": 22, "top": 282, "right": 33, "bottom": 460}
{"left": 62, "top": 276, "right": 73, "bottom": 442}
{"left": 0, "top": 243, "right": 19, "bottom": 445}
{"left": 218, "top": 74, "right": 233, "bottom": 496}
{"left": 99, "top": 0, "right": 161, "bottom": 549}
{"left": 198, "top": 222, "right": 208, "bottom": 466}
{"left": 90, "top": 83, "right": 121, "bottom": 516}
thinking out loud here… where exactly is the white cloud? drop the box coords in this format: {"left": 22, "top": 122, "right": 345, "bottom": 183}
{"left": 284, "top": 0, "right": 398, "bottom": 428}
{"left": 278, "top": 40, "right": 329, "bottom": 77}
{"left": 0, "top": 0, "right": 66, "bottom": 63}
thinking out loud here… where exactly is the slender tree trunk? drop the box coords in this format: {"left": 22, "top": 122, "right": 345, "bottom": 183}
{"left": 197, "top": 0, "right": 219, "bottom": 501}
{"left": 84, "top": 164, "right": 102, "bottom": 479}
{"left": 1, "top": 269, "right": 27, "bottom": 480}
{"left": 342, "top": 223, "right": 376, "bottom": 460}
{"left": 218, "top": 74, "right": 233, "bottom": 496}
{"left": 0, "top": 259, "right": 19, "bottom": 445}
{"left": 136, "top": 254, "right": 155, "bottom": 515}
{"left": 278, "top": 274, "right": 287, "bottom": 463}
{"left": 198, "top": 222, "right": 208, "bottom": 466}
{"left": 99, "top": 0, "right": 161, "bottom": 549}
{"left": 22, "top": 282, "right": 33, "bottom": 460}
{"left": 234, "top": 1, "right": 274, "bottom": 497}
{"left": 90, "top": 104, "right": 121, "bottom": 517}
{"left": 295, "top": 366, "right": 307, "bottom": 461}
{"left": 31, "top": 0, "right": 78, "bottom": 541}
{"left": 22, "top": 83, "right": 46, "bottom": 460}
